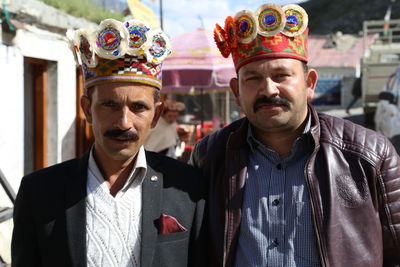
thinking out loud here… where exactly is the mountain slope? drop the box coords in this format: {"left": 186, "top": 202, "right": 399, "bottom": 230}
{"left": 300, "top": 0, "right": 400, "bottom": 34}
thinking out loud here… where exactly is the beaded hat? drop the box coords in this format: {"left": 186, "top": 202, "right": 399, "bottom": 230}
{"left": 67, "top": 19, "right": 171, "bottom": 90}
{"left": 214, "top": 3, "right": 308, "bottom": 71}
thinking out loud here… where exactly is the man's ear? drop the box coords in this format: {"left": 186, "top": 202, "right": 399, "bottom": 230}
{"left": 151, "top": 101, "right": 164, "bottom": 128}
{"left": 80, "top": 95, "right": 92, "bottom": 124}
{"left": 230, "top": 77, "right": 241, "bottom": 107}
{"left": 306, "top": 68, "right": 318, "bottom": 100}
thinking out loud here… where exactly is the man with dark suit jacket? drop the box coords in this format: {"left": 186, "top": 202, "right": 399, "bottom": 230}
{"left": 11, "top": 18, "right": 206, "bottom": 267}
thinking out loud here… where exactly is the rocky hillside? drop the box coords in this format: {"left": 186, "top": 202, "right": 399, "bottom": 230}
{"left": 300, "top": 0, "right": 400, "bottom": 34}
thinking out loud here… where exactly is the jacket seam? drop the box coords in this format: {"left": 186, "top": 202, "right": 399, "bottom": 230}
{"left": 225, "top": 171, "right": 237, "bottom": 267}
{"left": 318, "top": 115, "right": 385, "bottom": 162}
{"left": 224, "top": 132, "right": 234, "bottom": 267}
{"left": 377, "top": 143, "right": 400, "bottom": 248}
{"left": 319, "top": 137, "right": 383, "bottom": 165}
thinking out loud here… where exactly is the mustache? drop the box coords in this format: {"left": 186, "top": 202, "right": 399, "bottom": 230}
{"left": 104, "top": 128, "right": 139, "bottom": 141}
{"left": 253, "top": 96, "right": 290, "bottom": 112}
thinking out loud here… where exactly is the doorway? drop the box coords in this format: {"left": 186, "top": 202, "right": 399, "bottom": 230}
{"left": 24, "top": 57, "right": 57, "bottom": 173}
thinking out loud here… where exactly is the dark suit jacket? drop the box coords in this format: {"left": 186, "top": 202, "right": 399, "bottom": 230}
{"left": 11, "top": 151, "right": 206, "bottom": 267}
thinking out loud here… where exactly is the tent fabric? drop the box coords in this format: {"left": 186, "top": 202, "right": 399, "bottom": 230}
{"left": 162, "top": 29, "right": 235, "bottom": 93}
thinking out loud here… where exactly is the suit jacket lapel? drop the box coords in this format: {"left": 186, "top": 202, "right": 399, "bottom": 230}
{"left": 141, "top": 152, "right": 162, "bottom": 267}
{"left": 65, "top": 153, "right": 89, "bottom": 267}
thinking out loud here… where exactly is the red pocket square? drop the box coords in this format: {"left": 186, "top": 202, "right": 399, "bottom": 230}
{"left": 158, "top": 213, "right": 187, "bottom": 234}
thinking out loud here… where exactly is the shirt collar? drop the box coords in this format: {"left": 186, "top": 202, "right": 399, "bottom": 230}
{"left": 88, "top": 146, "right": 147, "bottom": 192}
{"left": 246, "top": 111, "right": 312, "bottom": 156}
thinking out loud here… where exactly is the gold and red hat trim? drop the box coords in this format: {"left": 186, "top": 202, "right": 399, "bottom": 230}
{"left": 214, "top": 3, "right": 308, "bottom": 71}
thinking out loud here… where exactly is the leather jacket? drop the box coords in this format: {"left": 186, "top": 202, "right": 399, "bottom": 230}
{"left": 190, "top": 105, "right": 400, "bottom": 267}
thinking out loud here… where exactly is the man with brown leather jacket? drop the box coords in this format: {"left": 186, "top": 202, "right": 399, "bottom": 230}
{"left": 190, "top": 3, "right": 400, "bottom": 267}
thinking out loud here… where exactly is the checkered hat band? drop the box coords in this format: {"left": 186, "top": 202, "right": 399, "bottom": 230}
{"left": 83, "top": 56, "right": 162, "bottom": 89}
{"left": 85, "top": 75, "right": 162, "bottom": 90}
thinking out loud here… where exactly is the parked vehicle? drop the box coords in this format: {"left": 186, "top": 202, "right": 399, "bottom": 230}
{"left": 374, "top": 65, "right": 400, "bottom": 153}
{"left": 361, "top": 19, "right": 400, "bottom": 126}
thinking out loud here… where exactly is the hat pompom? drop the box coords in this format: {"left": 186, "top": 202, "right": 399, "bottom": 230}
{"left": 224, "top": 16, "right": 238, "bottom": 49}
{"left": 256, "top": 3, "right": 286, "bottom": 37}
{"left": 234, "top": 10, "right": 258, "bottom": 44}
{"left": 145, "top": 30, "right": 172, "bottom": 65}
{"left": 214, "top": 24, "right": 230, "bottom": 58}
{"left": 282, "top": 4, "right": 308, "bottom": 37}
{"left": 74, "top": 29, "right": 98, "bottom": 67}
{"left": 93, "top": 19, "right": 128, "bottom": 60}
{"left": 124, "top": 19, "right": 152, "bottom": 56}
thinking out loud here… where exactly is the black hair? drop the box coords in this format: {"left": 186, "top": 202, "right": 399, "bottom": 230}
{"left": 302, "top": 61, "right": 309, "bottom": 74}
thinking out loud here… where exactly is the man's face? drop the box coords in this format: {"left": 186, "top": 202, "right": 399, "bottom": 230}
{"left": 230, "top": 58, "right": 317, "bottom": 134}
{"left": 81, "top": 82, "right": 162, "bottom": 161}
{"left": 162, "top": 110, "right": 179, "bottom": 124}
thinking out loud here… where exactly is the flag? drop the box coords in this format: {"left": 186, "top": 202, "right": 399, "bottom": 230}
{"left": 126, "top": 0, "right": 160, "bottom": 28}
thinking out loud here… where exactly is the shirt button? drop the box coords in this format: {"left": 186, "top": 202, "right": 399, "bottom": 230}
{"left": 276, "top": 163, "right": 283, "bottom": 170}
{"left": 273, "top": 238, "right": 280, "bottom": 247}
{"left": 272, "top": 199, "right": 280, "bottom": 206}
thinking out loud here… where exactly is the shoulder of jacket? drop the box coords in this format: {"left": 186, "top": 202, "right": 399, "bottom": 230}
{"left": 21, "top": 157, "right": 81, "bottom": 186}
{"left": 198, "top": 119, "right": 244, "bottom": 148}
{"left": 191, "top": 118, "right": 245, "bottom": 169}
{"left": 148, "top": 150, "right": 200, "bottom": 174}
{"left": 318, "top": 113, "right": 391, "bottom": 162}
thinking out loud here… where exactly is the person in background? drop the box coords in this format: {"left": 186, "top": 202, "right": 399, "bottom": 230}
{"left": 12, "top": 19, "right": 206, "bottom": 267}
{"left": 145, "top": 100, "right": 186, "bottom": 158}
{"left": 190, "top": 3, "right": 400, "bottom": 267}
{"left": 346, "top": 76, "right": 362, "bottom": 114}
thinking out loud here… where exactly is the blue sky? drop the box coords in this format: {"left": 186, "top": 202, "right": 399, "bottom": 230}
{"left": 140, "top": 0, "right": 305, "bottom": 37}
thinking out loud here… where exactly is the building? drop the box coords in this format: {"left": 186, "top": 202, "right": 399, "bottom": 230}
{"left": 0, "top": 0, "right": 95, "bottom": 263}
{"left": 308, "top": 32, "right": 375, "bottom": 109}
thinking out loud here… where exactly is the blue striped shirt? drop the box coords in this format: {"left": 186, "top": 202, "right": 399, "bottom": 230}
{"left": 234, "top": 115, "right": 321, "bottom": 267}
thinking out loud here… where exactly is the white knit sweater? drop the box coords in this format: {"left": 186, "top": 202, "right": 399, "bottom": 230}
{"left": 85, "top": 147, "right": 147, "bottom": 267}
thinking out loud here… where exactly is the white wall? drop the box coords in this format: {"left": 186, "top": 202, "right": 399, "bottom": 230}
{"left": 0, "top": 26, "right": 77, "bottom": 197}
{"left": 0, "top": 44, "right": 24, "bottom": 264}
{"left": 0, "top": 22, "right": 78, "bottom": 266}
{"left": 16, "top": 26, "right": 77, "bottom": 163}
{"left": 0, "top": 44, "right": 24, "bottom": 202}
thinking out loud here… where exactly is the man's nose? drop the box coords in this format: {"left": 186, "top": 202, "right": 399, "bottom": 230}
{"left": 260, "top": 77, "right": 279, "bottom": 97}
{"left": 115, "top": 106, "right": 132, "bottom": 130}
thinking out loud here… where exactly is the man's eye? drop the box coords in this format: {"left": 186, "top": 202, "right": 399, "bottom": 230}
{"left": 102, "top": 101, "right": 116, "bottom": 107}
{"left": 245, "top": 76, "right": 259, "bottom": 81}
{"left": 132, "top": 103, "right": 147, "bottom": 111}
{"left": 276, "top": 73, "right": 290, "bottom": 78}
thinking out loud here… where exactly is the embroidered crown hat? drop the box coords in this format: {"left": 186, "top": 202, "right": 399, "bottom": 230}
{"left": 67, "top": 19, "right": 172, "bottom": 90}
{"left": 214, "top": 3, "right": 308, "bottom": 71}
